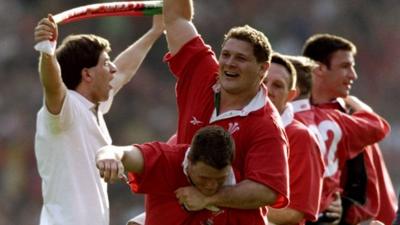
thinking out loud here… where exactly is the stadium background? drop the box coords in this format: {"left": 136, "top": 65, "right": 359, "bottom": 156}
{"left": 0, "top": 0, "right": 399, "bottom": 224}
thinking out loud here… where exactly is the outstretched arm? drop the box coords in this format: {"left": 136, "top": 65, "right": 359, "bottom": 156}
{"left": 96, "top": 145, "right": 144, "bottom": 183}
{"left": 111, "top": 15, "right": 165, "bottom": 94}
{"left": 34, "top": 15, "right": 66, "bottom": 114}
{"left": 163, "top": 0, "right": 198, "bottom": 55}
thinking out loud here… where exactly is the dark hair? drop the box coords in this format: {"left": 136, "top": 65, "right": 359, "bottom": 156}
{"left": 285, "top": 55, "right": 317, "bottom": 98}
{"left": 223, "top": 25, "right": 272, "bottom": 63}
{"left": 270, "top": 53, "right": 297, "bottom": 90}
{"left": 56, "top": 34, "right": 111, "bottom": 90}
{"left": 302, "top": 33, "right": 356, "bottom": 68}
{"left": 189, "top": 126, "right": 235, "bottom": 170}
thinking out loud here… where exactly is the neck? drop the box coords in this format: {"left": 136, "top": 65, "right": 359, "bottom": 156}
{"left": 219, "top": 88, "right": 259, "bottom": 114}
{"left": 311, "top": 85, "right": 336, "bottom": 105}
{"left": 76, "top": 85, "right": 97, "bottom": 104}
{"left": 294, "top": 94, "right": 310, "bottom": 101}
{"left": 311, "top": 94, "right": 336, "bottom": 105}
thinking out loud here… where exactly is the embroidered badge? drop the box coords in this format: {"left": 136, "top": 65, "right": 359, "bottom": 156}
{"left": 190, "top": 116, "right": 203, "bottom": 125}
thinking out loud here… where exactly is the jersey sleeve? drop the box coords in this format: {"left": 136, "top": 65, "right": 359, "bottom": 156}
{"left": 164, "top": 36, "right": 218, "bottom": 107}
{"left": 332, "top": 110, "right": 390, "bottom": 159}
{"left": 286, "top": 121, "right": 325, "bottom": 221}
{"left": 243, "top": 119, "right": 290, "bottom": 208}
{"left": 41, "top": 90, "right": 76, "bottom": 133}
{"left": 128, "top": 142, "right": 187, "bottom": 194}
{"left": 163, "top": 36, "right": 219, "bottom": 144}
{"left": 164, "top": 36, "right": 218, "bottom": 80}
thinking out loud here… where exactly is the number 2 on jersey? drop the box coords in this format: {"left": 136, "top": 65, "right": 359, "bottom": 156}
{"left": 308, "top": 120, "right": 342, "bottom": 177}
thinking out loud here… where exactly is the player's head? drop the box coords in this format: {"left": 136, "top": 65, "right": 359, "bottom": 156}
{"left": 302, "top": 33, "right": 358, "bottom": 100}
{"left": 187, "top": 125, "right": 235, "bottom": 196}
{"left": 302, "top": 33, "right": 356, "bottom": 68}
{"left": 218, "top": 25, "right": 272, "bottom": 97}
{"left": 285, "top": 55, "right": 318, "bottom": 99}
{"left": 56, "top": 34, "right": 117, "bottom": 102}
{"left": 264, "top": 53, "right": 297, "bottom": 113}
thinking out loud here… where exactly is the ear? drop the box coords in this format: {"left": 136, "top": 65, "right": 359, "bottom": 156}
{"left": 260, "top": 62, "right": 270, "bottom": 80}
{"left": 287, "top": 89, "right": 299, "bottom": 102}
{"left": 81, "top": 68, "right": 93, "bottom": 82}
{"left": 313, "top": 62, "right": 326, "bottom": 78}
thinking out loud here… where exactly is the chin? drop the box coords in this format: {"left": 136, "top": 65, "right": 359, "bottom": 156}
{"left": 336, "top": 91, "right": 348, "bottom": 98}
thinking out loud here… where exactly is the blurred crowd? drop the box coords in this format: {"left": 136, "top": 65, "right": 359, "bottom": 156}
{"left": 0, "top": 0, "right": 399, "bottom": 224}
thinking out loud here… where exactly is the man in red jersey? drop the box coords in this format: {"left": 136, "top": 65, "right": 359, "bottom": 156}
{"left": 289, "top": 55, "right": 388, "bottom": 224}
{"left": 264, "top": 53, "right": 325, "bottom": 225}
{"left": 303, "top": 33, "right": 398, "bottom": 225}
{"left": 161, "top": 0, "right": 290, "bottom": 224}
{"left": 284, "top": 54, "right": 388, "bottom": 225}
{"left": 97, "top": 125, "right": 237, "bottom": 225}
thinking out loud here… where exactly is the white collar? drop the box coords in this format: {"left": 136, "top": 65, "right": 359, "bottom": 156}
{"left": 291, "top": 99, "right": 312, "bottom": 113}
{"left": 280, "top": 103, "right": 294, "bottom": 128}
{"left": 210, "top": 87, "right": 266, "bottom": 123}
{"left": 69, "top": 90, "right": 96, "bottom": 111}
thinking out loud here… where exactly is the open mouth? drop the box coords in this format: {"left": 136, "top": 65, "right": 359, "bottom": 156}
{"left": 344, "top": 83, "right": 352, "bottom": 90}
{"left": 224, "top": 71, "right": 239, "bottom": 78}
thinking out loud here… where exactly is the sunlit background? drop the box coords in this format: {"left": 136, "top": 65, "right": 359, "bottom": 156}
{"left": 0, "top": 0, "right": 399, "bottom": 224}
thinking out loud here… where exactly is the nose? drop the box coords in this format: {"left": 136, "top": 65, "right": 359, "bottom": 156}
{"left": 349, "top": 67, "right": 358, "bottom": 80}
{"left": 204, "top": 179, "right": 218, "bottom": 192}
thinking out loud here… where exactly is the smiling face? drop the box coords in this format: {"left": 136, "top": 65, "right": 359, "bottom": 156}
{"left": 187, "top": 161, "right": 230, "bottom": 196}
{"left": 87, "top": 51, "right": 117, "bottom": 102}
{"left": 218, "top": 38, "right": 268, "bottom": 97}
{"left": 318, "top": 50, "right": 357, "bottom": 99}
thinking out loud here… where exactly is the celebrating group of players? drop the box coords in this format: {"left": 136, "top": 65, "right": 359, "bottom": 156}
{"left": 33, "top": 0, "right": 398, "bottom": 225}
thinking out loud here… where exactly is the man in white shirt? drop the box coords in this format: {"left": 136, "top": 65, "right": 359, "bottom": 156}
{"left": 33, "top": 15, "right": 164, "bottom": 225}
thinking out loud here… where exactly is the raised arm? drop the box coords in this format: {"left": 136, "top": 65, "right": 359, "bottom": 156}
{"left": 163, "top": 0, "right": 198, "bottom": 55}
{"left": 96, "top": 145, "right": 144, "bottom": 183}
{"left": 34, "top": 15, "right": 66, "bottom": 114}
{"left": 111, "top": 15, "right": 165, "bottom": 94}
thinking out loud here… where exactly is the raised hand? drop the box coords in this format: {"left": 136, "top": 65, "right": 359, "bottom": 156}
{"left": 34, "top": 14, "right": 58, "bottom": 44}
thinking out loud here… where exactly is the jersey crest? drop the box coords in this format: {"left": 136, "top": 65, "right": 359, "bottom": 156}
{"left": 190, "top": 116, "right": 203, "bottom": 126}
